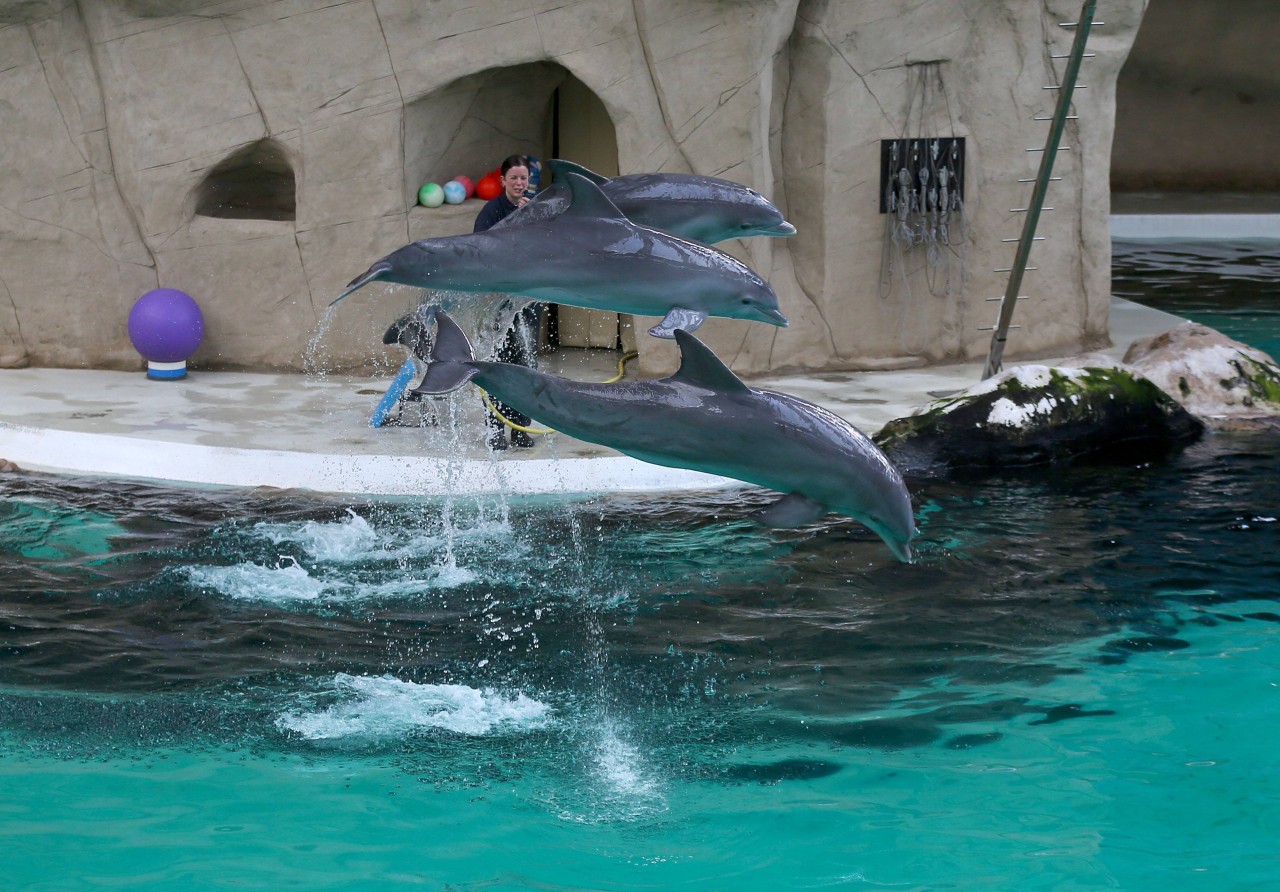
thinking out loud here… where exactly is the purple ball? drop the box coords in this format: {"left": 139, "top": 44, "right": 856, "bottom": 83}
{"left": 127, "top": 288, "right": 205, "bottom": 363}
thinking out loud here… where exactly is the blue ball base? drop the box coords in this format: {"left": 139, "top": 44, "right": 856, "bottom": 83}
{"left": 147, "top": 360, "right": 188, "bottom": 380}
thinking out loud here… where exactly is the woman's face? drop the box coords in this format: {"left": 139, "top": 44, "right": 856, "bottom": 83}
{"left": 502, "top": 165, "right": 530, "bottom": 203}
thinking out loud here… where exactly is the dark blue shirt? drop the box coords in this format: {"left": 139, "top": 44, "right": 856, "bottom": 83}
{"left": 473, "top": 193, "right": 519, "bottom": 232}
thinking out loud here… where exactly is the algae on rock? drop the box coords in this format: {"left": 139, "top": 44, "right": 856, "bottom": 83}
{"left": 874, "top": 364, "right": 1204, "bottom": 478}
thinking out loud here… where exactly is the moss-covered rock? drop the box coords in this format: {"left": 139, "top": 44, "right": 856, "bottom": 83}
{"left": 873, "top": 363, "right": 1204, "bottom": 478}
{"left": 1123, "top": 323, "right": 1280, "bottom": 430}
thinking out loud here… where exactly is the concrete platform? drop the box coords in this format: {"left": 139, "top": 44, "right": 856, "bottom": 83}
{"left": 0, "top": 298, "right": 1185, "bottom": 497}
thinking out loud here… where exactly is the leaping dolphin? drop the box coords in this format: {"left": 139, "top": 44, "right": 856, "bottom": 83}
{"left": 412, "top": 311, "right": 917, "bottom": 562}
{"left": 335, "top": 173, "right": 788, "bottom": 339}
{"left": 506, "top": 159, "right": 796, "bottom": 245}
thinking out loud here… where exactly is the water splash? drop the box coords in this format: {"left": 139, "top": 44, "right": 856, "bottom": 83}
{"left": 544, "top": 714, "right": 669, "bottom": 825}
{"left": 275, "top": 673, "right": 552, "bottom": 741}
{"left": 303, "top": 298, "right": 342, "bottom": 377}
{"left": 256, "top": 510, "right": 381, "bottom": 563}
{"left": 253, "top": 506, "right": 516, "bottom": 566}
{"left": 589, "top": 719, "right": 663, "bottom": 806}
{"left": 185, "top": 558, "right": 330, "bottom": 602}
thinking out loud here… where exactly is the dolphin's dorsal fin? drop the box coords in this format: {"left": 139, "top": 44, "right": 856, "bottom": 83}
{"left": 548, "top": 158, "right": 610, "bottom": 187}
{"left": 563, "top": 172, "right": 628, "bottom": 221}
{"left": 670, "top": 329, "right": 751, "bottom": 394}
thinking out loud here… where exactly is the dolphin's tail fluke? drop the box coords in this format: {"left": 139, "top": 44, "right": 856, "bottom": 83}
{"left": 330, "top": 261, "right": 392, "bottom": 306}
{"left": 412, "top": 311, "right": 480, "bottom": 395}
{"left": 382, "top": 304, "right": 438, "bottom": 359}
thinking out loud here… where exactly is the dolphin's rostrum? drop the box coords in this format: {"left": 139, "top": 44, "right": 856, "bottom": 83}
{"left": 411, "top": 311, "right": 917, "bottom": 561}
{"left": 335, "top": 173, "right": 788, "bottom": 339}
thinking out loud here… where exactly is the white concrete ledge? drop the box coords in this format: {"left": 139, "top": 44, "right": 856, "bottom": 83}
{"left": 0, "top": 420, "right": 734, "bottom": 496}
{"left": 1111, "top": 214, "right": 1280, "bottom": 241}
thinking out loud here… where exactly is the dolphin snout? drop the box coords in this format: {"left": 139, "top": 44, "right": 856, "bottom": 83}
{"left": 769, "top": 221, "right": 797, "bottom": 237}
{"left": 756, "top": 306, "right": 789, "bottom": 327}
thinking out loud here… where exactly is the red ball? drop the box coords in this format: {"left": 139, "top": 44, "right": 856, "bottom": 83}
{"left": 454, "top": 175, "right": 474, "bottom": 198}
{"left": 475, "top": 173, "right": 502, "bottom": 201}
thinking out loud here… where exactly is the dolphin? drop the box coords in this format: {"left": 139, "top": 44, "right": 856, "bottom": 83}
{"left": 412, "top": 311, "right": 917, "bottom": 562}
{"left": 335, "top": 173, "right": 788, "bottom": 339}
{"left": 505, "top": 159, "right": 796, "bottom": 245}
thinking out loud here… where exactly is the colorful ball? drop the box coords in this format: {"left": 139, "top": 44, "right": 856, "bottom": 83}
{"left": 128, "top": 288, "right": 204, "bottom": 364}
{"left": 418, "top": 182, "right": 444, "bottom": 208}
{"left": 443, "top": 180, "right": 466, "bottom": 205}
{"left": 475, "top": 173, "right": 502, "bottom": 201}
{"left": 454, "top": 175, "right": 475, "bottom": 198}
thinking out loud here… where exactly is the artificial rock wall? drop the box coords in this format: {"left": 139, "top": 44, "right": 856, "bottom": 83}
{"left": 0, "top": 0, "right": 1145, "bottom": 375}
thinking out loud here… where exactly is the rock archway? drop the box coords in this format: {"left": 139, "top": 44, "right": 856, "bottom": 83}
{"left": 404, "top": 62, "right": 618, "bottom": 203}
{"left": 405, "top": 63, "right": 623, "bottom": 348}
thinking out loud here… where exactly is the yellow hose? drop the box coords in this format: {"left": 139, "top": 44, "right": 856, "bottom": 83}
{"left": 601, "top": 351, "right": 639, "bottom": 384}
{"left": 482, "top": 351, "right": 639, "bottom": 436}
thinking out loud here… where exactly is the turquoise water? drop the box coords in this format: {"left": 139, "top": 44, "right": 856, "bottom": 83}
{"left": 2, "top": 243, "right": 1279, "bottom": 890}
{"left": 1112, "top": 239, "right": 1280, "bottom": 358}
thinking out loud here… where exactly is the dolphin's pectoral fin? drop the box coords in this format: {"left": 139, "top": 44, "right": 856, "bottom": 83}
{"left": 648, "top": 307, "right": 708, "bottom": 339}
{"left": 750, "top": 492, "right": 828, "bottom": 528}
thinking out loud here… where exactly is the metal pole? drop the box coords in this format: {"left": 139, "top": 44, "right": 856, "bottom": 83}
{"left": 982, "top": 0, "right": 1097, "bottom": 379}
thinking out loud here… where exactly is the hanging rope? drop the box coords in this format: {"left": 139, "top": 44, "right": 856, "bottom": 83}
{"left": 877, "top": 62, "right": 968, "bottom": 356}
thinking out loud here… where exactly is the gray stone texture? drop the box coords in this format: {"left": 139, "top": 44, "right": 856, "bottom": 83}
{"left": 1123, "top": 323, "right": 1280, "bottom": 430}
{"left": 0, "top": 0, "right": 1145, "bottom": 374}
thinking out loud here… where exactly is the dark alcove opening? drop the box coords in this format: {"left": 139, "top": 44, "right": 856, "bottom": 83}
{"left": 195, "top": 140, "right": 296, "bottom": 221}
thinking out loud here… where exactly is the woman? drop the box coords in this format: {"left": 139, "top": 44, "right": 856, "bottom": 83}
{"left": 472, "top": 155, "right": 533, "bottom": 233}
{"left": 473, "top": 155, "right": 541, "bottom": 449}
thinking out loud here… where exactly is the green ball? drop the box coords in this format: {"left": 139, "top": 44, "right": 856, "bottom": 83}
{"left": 418, "top": 182, "right": 444, "bottom": 208}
